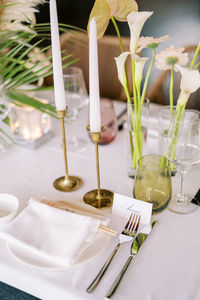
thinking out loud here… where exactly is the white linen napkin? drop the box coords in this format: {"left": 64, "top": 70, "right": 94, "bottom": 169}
{"left": 0, "top": 199, "right": 108, "bottom": 266}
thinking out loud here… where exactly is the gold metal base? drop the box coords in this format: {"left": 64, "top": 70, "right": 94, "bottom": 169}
{"left": 53, "top": 176, "right": 83, "bottom": 192}
{"left": 83, "top": 189, "right": 113, "bottom": 209}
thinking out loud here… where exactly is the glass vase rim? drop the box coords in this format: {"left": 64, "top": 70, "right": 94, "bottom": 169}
{"left": 138, "top": 154, "right": 170, "bottom": 169}
{"left": 158, "top": 105, "right": 177, "bottom": 115}
{"left": 158, "top": 105, "right": 200, "bottom": 123}
{"left": 172, "top": 110, "right": 200, "bottom": 125}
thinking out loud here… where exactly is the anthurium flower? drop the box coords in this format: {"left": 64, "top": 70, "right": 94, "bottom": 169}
{"left": 137, "top": 35, "right": 169, "bottom": 53}
{"left": 114, "top": 52, "right": 130, "bottom": 87}
{"left": 132, "top": 54, "right": 149, "bottom": 83}
{"left": 88, "top": 0, "right": 138, "bottom": 39}
{"left": 155, "top": 46, "right": 188, "bottom": 70}
{"left": 127, "top": 11, "right": 153, "bottom": 54}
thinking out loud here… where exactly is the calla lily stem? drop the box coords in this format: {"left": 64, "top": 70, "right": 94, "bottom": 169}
{"left": 141, "top": 48, "right": 155, "bottom": 105}
{"left": 111, "top": 16, "right": 124, "bottom": 53}
{"left": 190, "top": 41, "right": 200, "bottom": 69}
{"left": 170, "top": 64, "right": 174, "bottom": 118}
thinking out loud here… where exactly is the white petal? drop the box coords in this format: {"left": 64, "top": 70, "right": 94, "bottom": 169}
{"left": 132, "top": 54, "right": 149, "bottom": 82}
{"left": 127, "top": 11, "right": 153, "bottom": 53}
{"left": 114, "top": 52, "right": 130, "bottom": 87}
{"left": 177, "top": 66, "right": 200, "bottom": 94}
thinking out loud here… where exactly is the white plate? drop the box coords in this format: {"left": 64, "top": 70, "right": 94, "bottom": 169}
{"left": 7, "top": 230, "right": 110, "bottom": 270}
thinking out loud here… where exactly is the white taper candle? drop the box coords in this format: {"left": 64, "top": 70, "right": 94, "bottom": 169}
{"left": 49, "top": 0, "right": 66, "bottom": 111}
{"left": 89, "top": 18, "right": 101, "bottom": 132}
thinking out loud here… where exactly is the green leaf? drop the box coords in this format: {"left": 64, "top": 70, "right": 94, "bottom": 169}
{"left": 0, "top": 34, "right": 35, "bottom": 74}
{"left": 8, "top": 54, "right": 78, "bottom": 89}
{"left": 6, "top": 90, "right": 57, "bottom": 119}
{"left": 4, "top": 44, "right": 51, "bottom": 83}
{"left": 19, "top": 86, "right": 54, "bottom": 92}
{"left": 5, "top": 56, "right": 53, "bottom": 88}
{"left": 2, "top": 39, "right": 45, "bottom": 80}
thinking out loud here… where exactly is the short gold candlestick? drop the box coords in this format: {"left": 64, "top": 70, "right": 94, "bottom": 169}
{"left": 83, "top": 128, "right": 113, "bottom": 208}
{"left": 53, "top": 110, "right": 83, "bottom": 192}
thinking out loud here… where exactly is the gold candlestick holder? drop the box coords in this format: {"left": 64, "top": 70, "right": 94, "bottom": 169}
{"left": 83, "top": 127, "right": 113, "bottom": 208}
{"left": 53, "top": 110, "right": 83, "bottom": 192}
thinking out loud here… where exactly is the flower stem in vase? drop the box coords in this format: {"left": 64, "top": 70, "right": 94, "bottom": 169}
{"left": 167, "top": 104, "right": 185, "bottom": 162}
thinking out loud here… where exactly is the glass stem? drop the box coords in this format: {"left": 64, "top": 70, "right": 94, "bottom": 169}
{"left": 179, "top": 169, "right": 187, "bottom": 203}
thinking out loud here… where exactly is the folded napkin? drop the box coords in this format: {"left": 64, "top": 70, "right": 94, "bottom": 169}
{"left": 0, "top": 199, "right": 108, "bottom": 266}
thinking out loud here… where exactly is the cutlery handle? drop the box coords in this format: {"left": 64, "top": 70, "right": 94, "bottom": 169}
{"left": 106, "top": 255, "right": 133, "bottom": 298}
{"left": 86, "top": 243, "right": 120, "bottom": 293}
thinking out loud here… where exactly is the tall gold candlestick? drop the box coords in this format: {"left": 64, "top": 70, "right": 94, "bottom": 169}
{"left": 53, "top": 110, "right": 83, "bottom": 192}
{"left": 83, "top": 129, "right": 113, "bottom": 208}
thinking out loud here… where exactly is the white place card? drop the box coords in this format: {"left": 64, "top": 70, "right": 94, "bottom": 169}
{"left": 112, "top": 193, "right": 153, "bottom": 234}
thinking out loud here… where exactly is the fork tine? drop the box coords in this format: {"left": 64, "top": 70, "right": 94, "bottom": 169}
{"left": 135, "top": 214, "right": 141, "bottom": 231}
{"left": 124, "top": 212, "right": 133, "bottom": 230}
{"left": 124, "top": 212, "right": 137, "bottom": 233}
{"left": 129, "top": 213, "right": 141, "bottom": 234}
{"left": 127, "top": 212, "right": 137, "bottom": 232}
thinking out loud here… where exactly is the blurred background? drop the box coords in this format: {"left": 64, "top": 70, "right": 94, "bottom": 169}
{"left": 37, "top": 0, "right": 200, "bottom": 46}
{"left": 37, "top": 0, "right": 200, "bottom": 108}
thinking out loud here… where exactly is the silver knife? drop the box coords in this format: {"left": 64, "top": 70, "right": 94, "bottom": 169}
{"left": 105, "top": 221, "right": 157, "bottom": 298}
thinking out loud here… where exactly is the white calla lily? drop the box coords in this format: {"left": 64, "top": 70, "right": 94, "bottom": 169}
{"left": 177, "top": 65, "right": 200, "bottom": 94}
{"left": 127, "top": 11, "right": 153, "bottom": 53}
{"left": 132, "top": 54, "right": 149, "bottom": 83}
{"left": 114, "top": 51, "right": 130, "bottom": 87}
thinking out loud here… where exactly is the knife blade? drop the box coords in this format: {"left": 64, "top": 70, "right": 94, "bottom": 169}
{"left": 131, "top": 220, "right": 157, "bottom": 255}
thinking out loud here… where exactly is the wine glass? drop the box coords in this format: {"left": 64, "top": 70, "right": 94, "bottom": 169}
{"left": 63, "top": 67, "right": 89, "bottom": 151}
{"left": 164, "top": 109, "right": 200, "bottom": 214}
{"left": 133, "top": 154, "right": 172, "bottom": 214}
{"left": 88, "top": 98, "right": 118, "bottom": 145}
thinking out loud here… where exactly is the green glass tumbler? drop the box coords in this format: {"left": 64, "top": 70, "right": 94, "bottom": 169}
{"left": 133, "top": 154, "right": 172, "bottom": 214}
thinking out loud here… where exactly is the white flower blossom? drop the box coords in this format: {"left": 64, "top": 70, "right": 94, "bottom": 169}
{"left": 114, "top": 52, "right": 130, "bottom": 87}
{"left": 137, "top": 35, "right": 169, "bottom": 53}
{"left": 132, "top": 54, "right": 149, "bottom": 83}
{"left": 177, "top": 65, "right": 200, "bottom": 94}
{"left": 127, "top": 11, "right": 153, "bottom": 54}
{"left": 176, "top": 66, "right": 200, "bottom": 106}
{"left": 155, "top": 46, "right": 188, "bottom": 71}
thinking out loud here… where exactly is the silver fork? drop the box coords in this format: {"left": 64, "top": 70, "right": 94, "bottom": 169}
{"left": 86, "top": 211, "right": 141, "bottom": 293}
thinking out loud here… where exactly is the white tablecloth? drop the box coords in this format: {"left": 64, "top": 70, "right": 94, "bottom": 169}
{"left": 0, "top": 98, "right": 200, "bottom": 300}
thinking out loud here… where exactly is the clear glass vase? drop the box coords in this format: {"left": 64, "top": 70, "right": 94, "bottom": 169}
{"left": 127, "top": 98, "right": 149, "bottom": 178}
{"left": 158, "top": 105, "right": 177, "bottom": 176}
